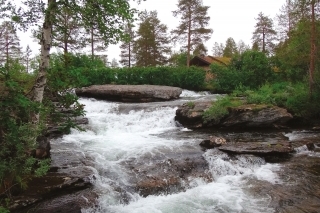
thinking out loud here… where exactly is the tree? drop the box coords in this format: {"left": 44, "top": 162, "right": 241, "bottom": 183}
{"left": 110, "top": 58, "right": 119, "bottom": 68}
{"left": 52, "top": 5, "right": 85, "bottom": 54}
{"left": 172, "top": 0, "right": 213, "bottom": 67}
{"left": 212, "top": 42, "right": 224, "bottom": 57}
{"left": 237, "top": 40, "right": 250, "bottom": 55}
{"left": 133, "top": 10, "right": 171, "bottom": 67}
{"left": 223, "top": 37, "right": 238, "bottom": 57}
{"left": 252, "top": 12, "right": 277, "bottom": 54}
{"left": 119, "top": 23, "right": 136, "bottom": 67}
{"left": 276, "top": 0, "right": 296, "bottom": 41}
{"left": 16, "top": 0, "right": 135, "bottom": 119}
{"left": 0, "top": 21, "right": 22, "bottom": 67}
{"left": 22, "top": 45, "right": 32, "bottom": 73}
{"left": 169, "top": 51, "right": 188, "bottom": 67}
{"left": 193, "top": 43, "right": 207, "bottom": 56}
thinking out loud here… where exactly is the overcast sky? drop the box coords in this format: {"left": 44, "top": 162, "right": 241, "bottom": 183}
{"left": 18, "top": 0, "right": 287, "bottom": 59}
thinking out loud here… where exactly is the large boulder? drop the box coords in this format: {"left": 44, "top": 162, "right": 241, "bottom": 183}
{"left": 175, "top": 102, "right": 293, "bottom": 129}
{"left": 75, "top": 85, "right": 183, "bottom": 102}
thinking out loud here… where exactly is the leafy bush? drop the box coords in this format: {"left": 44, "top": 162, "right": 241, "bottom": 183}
{"left": 209, "top": 50, "right": 276, "bottom": 92}
{"left": 51, "top": 54, "right": 206, "bottom": 90}
{"left": 232, "top": 81, "right": 320, "bottom": 119}
{"left": 0, "top": 66, "right": 49, "bottom": 197}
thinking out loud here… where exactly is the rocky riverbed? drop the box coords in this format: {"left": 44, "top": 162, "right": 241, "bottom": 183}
{"left": 4, "top": 89, "right": 320, "bottom": 213}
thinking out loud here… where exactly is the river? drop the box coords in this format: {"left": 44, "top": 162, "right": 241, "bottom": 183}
{"left": 50, "top": 91, "right": 320, "bottom": 213}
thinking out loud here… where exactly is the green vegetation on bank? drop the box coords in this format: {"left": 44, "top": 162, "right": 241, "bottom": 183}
{"left": 205, "top": 50, "right": 320, "bottom": 121}
{"left": 49, "top": 54, "right": 206, "bottom": 90}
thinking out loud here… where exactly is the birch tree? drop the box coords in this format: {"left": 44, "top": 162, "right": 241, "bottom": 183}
{"left": 171, "top": 0, "right": 213, "bottom": 66}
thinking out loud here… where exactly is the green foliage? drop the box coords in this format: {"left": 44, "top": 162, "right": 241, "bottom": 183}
{"left": 50, "top": 54, "right": 206, "bottom": 90}
{"left": 274, "top": 20, "right": 320, "bottom": 82}
{"left": 233, "top": 82, "right": 320, "bottom": 119}
{"left": 0, "top": 206, "right": 9, "bottom": 213}
{"left": 0, "top": 64, "right": 49, "bottom": 196}
{"left": 210, "top": 50, "right": 275, "bottom": 92}
{"left": 186, "top": 101, "right": 195, "bottom": 108}
{"left": 203, "top": 96, "right": 241, "bottom": 123}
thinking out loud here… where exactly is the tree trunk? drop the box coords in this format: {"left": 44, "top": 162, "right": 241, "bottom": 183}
{"left": 91, "top": 27, "right": 94, "bottom": 60}
{"left": 30, "top": 0, "right": 55, "bottom": 121}
{"left": 309, "top": 0, "right": 316, "bottom": 96}
{"left": 187, "top": 6, "right": 191, "bottom": 67}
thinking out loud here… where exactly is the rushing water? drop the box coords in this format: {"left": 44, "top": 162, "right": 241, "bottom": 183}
{"left": 50, "top": 91, "right": 320, "bottom": 213}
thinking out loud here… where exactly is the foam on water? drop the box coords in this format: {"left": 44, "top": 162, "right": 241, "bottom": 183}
{"left": 52, "top": 96, "right": 281, "bottom": 213}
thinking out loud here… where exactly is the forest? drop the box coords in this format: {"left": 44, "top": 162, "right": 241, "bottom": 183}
{"left": 0, "top": 0, "right": 319, "bottom": 211}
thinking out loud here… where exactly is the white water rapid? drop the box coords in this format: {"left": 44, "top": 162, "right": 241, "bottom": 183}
{"left": 50, "top": 91, "right": 282, "bottom": 213}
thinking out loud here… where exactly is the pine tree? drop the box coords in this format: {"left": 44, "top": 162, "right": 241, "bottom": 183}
{"left": 0, "top": 21, "right": 22, "bottom": 66}
{"left": 119, "top": 23, "right": 135, "bottom": 67}
{"left": 223, "top": 37, "right": 238, "bottom": 57}
{"left": 22, "top": 45, "right": 32, "bottom": 73}
{"left": 52, "top": 5, "right": 85, "bottom": 54}
{"left": 276, "top": 0, "right": 296, "bottom": 41}
{"left": 193, "top": 43, "right": 207, "bottom": 56}
{"left": 171, "top": 0, "right": 213, "bottom": 66}
{"left": 133, "top": 11, "right": 171, "bottom": 67}
{"left": 252, "top": 12, "right": 277, "bottom": 54}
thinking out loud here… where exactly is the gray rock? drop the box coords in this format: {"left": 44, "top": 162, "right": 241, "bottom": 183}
{"left": 175, "top": 102, "right": 293, "bottom": 129}
{"left": 75, "top": 85, "right": 182, "bottom": 102}
{"left": 221, "top": 104, "right": 293, "bottom": 128}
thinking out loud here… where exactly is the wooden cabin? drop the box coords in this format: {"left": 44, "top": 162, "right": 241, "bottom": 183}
{"left": 189, "top": 55, "right": 230, "bottom": 70}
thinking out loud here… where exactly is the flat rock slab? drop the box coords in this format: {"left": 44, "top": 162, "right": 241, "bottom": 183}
{"left": 75, "top": 85, "right": 182, "bottom": 102}
{"left": 218, "top": 141, "right": 294, "bottom": 156}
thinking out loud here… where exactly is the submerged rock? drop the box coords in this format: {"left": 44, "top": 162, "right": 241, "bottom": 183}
{"left": 218, "top": 141, "right": 293, "bottom": 156}
{"left": 75, "top": 84, "right": 182, "bottom": 102}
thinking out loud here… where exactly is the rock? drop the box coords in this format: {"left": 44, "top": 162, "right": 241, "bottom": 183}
{"left": 218, "top": 141, "right": 294, "bottom": 156}
{"left": 7, "top": 171, "right": 95, "bottom": 213}
{"left": 75, "top": 85, "right": 182, "bottom": 102}
{"left": 175, "top": 102, "right": 293, "bottom": 129}
{"left": 175, "top": 101, "right": 212, "bottom": 128}
{"left": 200, "top": 136, "right": 226, "bottom": 148}
{"left": 221, "top": 104, "right": 293, "bottom": 128}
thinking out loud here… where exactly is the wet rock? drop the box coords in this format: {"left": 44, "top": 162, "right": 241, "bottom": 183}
{"left": 175, "top": 101, "right": 212, "bottom": 128}
{"left": 8, "top": 172, "right": 95, "bottom": 213}
{"left": 75, "top": 84, "right": 182, "bottom": 102}
{"left": 221, "top": 104, "right": 293, "bottom": 128}
{"left": 123, "top": 149, "right": 211, "bottom": 197}
{"left": 200, "top": 136, "right": 226, "bottom": 148}
{"left": 175, "top": 102, "right": 293, "bottom": 129}
{"left": 218, "top": 141, "right": 294, "bottom": 156}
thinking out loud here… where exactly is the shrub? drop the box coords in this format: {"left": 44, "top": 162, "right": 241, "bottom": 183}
{"left": 0, "top": 65, "right": 49, "bottom": 197}
{"left": 203, "top": 96, "right": 242, "bottom": 123}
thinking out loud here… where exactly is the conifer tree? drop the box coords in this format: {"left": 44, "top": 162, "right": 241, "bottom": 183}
{"left": 22, "top": 45, "right": 32, "bottom": 73}
{"left": 223, "top": 37, "right": 238, "bottom": 57}
{"left": 133, "top": 11, "right": 171, "bottom": 67}
{"left": 0, "top": 21, "right": 22, "bottom": 66}
{"left": 252, "top": 12, "right": 277, "bottom": 54}
{"left": 171, "top": 0, "right": 213, "bottom": 66}
{"left": 52, "top": 5, "right": 85, "bottom": 54}
{"left": 119, "top": 23, "right": 135, "bottom": 67}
